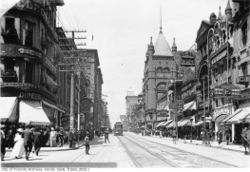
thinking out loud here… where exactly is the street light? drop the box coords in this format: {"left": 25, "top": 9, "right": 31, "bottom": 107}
{"left": 190, "top": 118, "right": 193, "bottom": 143}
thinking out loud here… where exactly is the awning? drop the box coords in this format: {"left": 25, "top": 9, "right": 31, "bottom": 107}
{"left": 0, "top": 97, "right": 18, "bottom": 122}
{"left": 214, "top": 114, "right": 228, "bottom": 123}
{"left": 166, "top": 121, "right": 175, "bottom": 128}
{"left": 19, "top": 100, "right": 51, "bottom": 125}
{"left": 163, "top": 120, "right": 173, "bottom": 127}
{"left": 193, "top": 121, "right": 203, "bottom": 126}
{"left": 225, "top": 107, "right": 250, "bottom": 124}
{"left": 156, "top": 121, "right": 166, "bottom": 128}
{"left": 183, "top": 101, "right": 196, "bottom": 111}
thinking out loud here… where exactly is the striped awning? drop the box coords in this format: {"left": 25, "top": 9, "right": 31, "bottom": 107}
{"left": 183, "top": 101, "right": 196, "bottom": 111}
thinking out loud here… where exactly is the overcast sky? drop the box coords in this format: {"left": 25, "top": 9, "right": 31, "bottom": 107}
{"left": 59, "top": 0, "right": 229, "bottom": 126}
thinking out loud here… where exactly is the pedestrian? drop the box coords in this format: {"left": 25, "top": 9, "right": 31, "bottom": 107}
{"left": 84, "top": 134, "right": 90, "bottom": 155}
{"left": 58, "top": 127, "right": 64, "bottom": 147}
{"left": 1, "top": 124, "right": 6, "bottom": 161}
{"left": 23, "top": 125, "right": 34, "bottom": 160}
{"left": 104, "top": 128, "right": 110, "bottom": 144}
{"left": 33, "top": 127, "right": 42, "bottom": 156}
{"left": 10, "top": 128, "right": 25, "bottom": 159}
{"left": 6, "top": 128, "right": 14, "bottom": 149}
{"left": 50, "top": 127, "right": 57, "bottom": 147}
{"left": 72, "top": 129, "right": 77, "bottom": 148}
{"left": 217, "top": 130, "right": 223, "bottom": 144}
{"left": 200, "top": 129, "right": 205, "bottom": 144}
{"left": 68, "top": 129, "right": 73, "bottom": 148}
{"left": 241, "top": 127, "right": 250, "bottom": 155}
{"left": 172, "top": 128, "right": 177, "bottom": 144}
{"left": 225, "top": 130, "right": 230, "bottom": 145}
{"left": 206, "top": 130, "right": 211, "bottom": 146}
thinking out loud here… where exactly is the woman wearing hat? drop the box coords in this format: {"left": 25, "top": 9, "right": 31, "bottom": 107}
{"left": 10, "top": 128, "right": 25, "bottom": 159}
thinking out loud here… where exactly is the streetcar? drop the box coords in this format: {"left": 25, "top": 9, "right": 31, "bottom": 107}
{"left": 114, "top": 122, "right": 123, "bottom": 136}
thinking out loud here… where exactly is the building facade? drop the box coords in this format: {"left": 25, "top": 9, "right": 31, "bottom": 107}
{"left": 142, "top": 26, "right": 176, "bottom": 129}
{"left": 1, "top": 0, "right": 64, "bottom": 126}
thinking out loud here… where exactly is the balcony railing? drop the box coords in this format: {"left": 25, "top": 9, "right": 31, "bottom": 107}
{"left": 0, "top": 43, "right": 43, "bottom": 59}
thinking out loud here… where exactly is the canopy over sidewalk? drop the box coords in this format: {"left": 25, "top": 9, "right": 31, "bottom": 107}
{"left": 19, "top": 100, "right": 51, "bottom": 125}
{"left": 0, "top": 97, "right": 18, "bottom": 122}
{"left": 224, "top": 107, "right": 250, "bottom": 124}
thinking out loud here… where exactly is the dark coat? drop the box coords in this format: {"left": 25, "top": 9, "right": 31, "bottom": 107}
{"left": 23, "top": 129, "right": 34, "bottom": 146}
{"left": 33, "top": 131, "right": 41, "bottom": 146}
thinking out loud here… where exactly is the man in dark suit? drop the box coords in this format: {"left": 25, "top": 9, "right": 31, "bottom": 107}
{"left": 23, "top": 125, "right": 34, "bottom": 160}
{"left": 33, "top": 127, "right": 41, "bottom": 156}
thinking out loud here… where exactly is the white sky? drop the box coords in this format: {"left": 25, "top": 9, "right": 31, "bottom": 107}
{"left": 59, "top": 0, "right": 228, "bottom": 126}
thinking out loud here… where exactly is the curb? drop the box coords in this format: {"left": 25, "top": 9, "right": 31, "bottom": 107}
{"left": 40, "top": 143, "right": 85, "bottom": 152}
{"left": 157, "top": 136, "right": 245, "bottom": 153}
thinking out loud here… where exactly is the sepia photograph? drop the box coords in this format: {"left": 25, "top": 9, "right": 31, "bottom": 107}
{"left": 0, "top": 0, "right": 250, "bottom": 170}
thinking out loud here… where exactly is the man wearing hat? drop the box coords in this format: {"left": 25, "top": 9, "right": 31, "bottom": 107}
{"left": 1, "top": 124, "right": 6, "bottom": 161}
{"left": 23, "top": 125, "right": 34, "bottom": 160}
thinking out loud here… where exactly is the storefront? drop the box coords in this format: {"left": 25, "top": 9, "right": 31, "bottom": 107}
{"left": 223, "top": 106, "right": 250, "bottom": 143}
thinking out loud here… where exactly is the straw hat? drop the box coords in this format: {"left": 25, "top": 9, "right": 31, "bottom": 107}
{"left": 17, "top": 128, "right": 23, "bottom": 133}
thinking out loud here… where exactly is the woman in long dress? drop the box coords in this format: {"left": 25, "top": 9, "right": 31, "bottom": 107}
{"left": 10, "top": 128, "right": 25, "bottom": 159}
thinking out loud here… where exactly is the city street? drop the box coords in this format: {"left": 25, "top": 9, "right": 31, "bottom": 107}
{"left": 2, "top": 132, "right": 249, "bottom": 168}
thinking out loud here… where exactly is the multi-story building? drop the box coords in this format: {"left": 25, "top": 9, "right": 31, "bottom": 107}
{"left": 142, "top": 25, "right": 177, "bottom": 129}
{"left": 0, "top": 0, "right": 64, "bottom": 126}
{"left": 222, "top": 0, "right": 250, "bottom": 143}
{"left": 196, "top": 11, "right": 216, "bottom": 134}
{"left": 195, "top": 0, "right": 250, "bottom": 143}
{"left": 125, "top": 91, "right": 139, "bottom": 131}
{"left": 82, "top": 49, "right": 103, "bottom": 132}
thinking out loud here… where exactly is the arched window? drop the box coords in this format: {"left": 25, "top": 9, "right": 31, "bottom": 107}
{"left": 156, "top": 67, "right": 163, "bottom": 77}
{"left": 164, "top": 67, "right": 170, "bottom": 73}
{"left": 157, "top": 82, "right": 166, "bottom": 90}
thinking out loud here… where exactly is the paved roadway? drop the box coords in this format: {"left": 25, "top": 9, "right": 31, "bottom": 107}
{"left": 1, "top": 132, "right": 250, "bottom": 168}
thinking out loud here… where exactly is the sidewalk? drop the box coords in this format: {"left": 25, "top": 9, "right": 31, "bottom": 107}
{"left": 5, "top": 136, "right": 102, "bottom": 153}
{"left": 145, "top": 134, "right": 245, "bottom": 153}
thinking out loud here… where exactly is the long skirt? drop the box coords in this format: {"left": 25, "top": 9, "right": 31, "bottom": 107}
{"left": 10, "top": 140, "right": 25, "bottom": 158}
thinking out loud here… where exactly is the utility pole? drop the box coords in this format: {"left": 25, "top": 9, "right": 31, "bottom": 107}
{"left": 58, "top": 30, "right": 87, "bottom": 131}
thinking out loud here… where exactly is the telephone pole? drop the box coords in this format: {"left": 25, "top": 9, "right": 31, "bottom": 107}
{"left": 58, "top": 29, "right": 87, "bottom": 131}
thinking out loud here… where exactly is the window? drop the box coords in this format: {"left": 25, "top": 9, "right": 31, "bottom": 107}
{"left": 215, "top": 99, "right": 218, "bottom": 107}
{"left": 1, "top": 59, "right": 18, "bottom": 82}
{"left": 1, "top": 17, "right": 19, "bottom": 44}
{"left": 241, "top": 21, "right": 247, "bottom": 46}
{"left": 41, "top": 28, "right": 46, "bottom": 50}
{"left": 23, "top": 21, "right": 34, "bottom": 47}
{"left": 164, "top": 67, "right": 170, "bottom": 73}
{"left": 25, "top": 62, "right": 33, "bottom": 83}
{"left": 242, "top": 63, "right": 248, "bottom": 76}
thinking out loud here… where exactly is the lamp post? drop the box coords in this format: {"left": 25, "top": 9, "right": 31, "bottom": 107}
{"left": 190, "top": 118, "right": 193, "bottom": 143}
{"left": 201, "top": 75, "right": 208, "bottom": 133}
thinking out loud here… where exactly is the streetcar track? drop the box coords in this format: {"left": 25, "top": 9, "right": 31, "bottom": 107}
{"left": 118, "top": 136, "right": 179, "bottom": 167}
{"left": 117, "top": 136, "right": 143, "bottom": 167}
{"left": 127, "top": 134, "right": 238, "bottom": 168}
